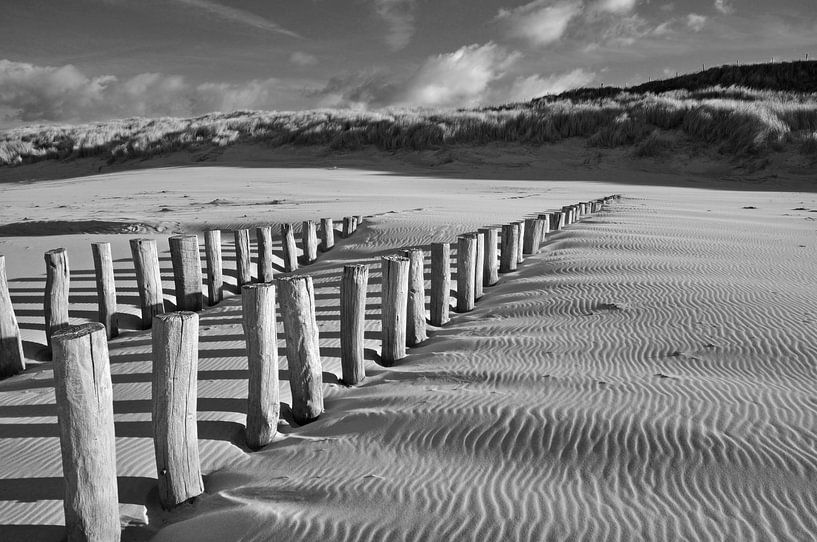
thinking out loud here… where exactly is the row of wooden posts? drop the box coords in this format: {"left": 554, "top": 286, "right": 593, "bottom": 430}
{"left": 0, "top": 198, "right": 617, "bottom": 541}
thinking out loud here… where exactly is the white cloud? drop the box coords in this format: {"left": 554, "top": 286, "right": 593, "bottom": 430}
{"left": 497, "top": 0, "right": 583, "bottom": 47}
{"left": 374, "top": 0, "right": 416, "bottom": 51}
{"left": 714, "top": 0, "right": 734, "bottom": 15}
{"left": 686, "top": 13, "right": 707, "bottom": 32}
{"left": 502, "top": 68, "right": 596, "bottom": 102}
{"left": 173, "top": 0, "right": 300, "bottom": 38}
{"left": 290, "top": 51, "right": 318, "bottom": 67}
{"left": 595, "top": 0, "right": 638, "bottom": 14}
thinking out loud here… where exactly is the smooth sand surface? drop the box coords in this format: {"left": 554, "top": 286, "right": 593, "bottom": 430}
{"left": 0, "top": 165, "right": 815, "bottom": 541}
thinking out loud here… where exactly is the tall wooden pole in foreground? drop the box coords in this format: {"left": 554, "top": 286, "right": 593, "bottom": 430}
{"left": 456, "top": 234, "right": 476, "bottom": 313}
{"left": 256, "top": 226, "right": 275, "bottom": 283}
{"left": 277, "top": 275, "right": 323, "bottom": 424}
{"left": 241, "top": 283, "right": 279, "bottom": 449}
{"left": 340, "top": 264, "right": 369, "bottom": 385}
{"left": 44, "top": 248, "right": 70, "bottom": 354}
{"left": 403, "top": 248, "right": 427, "bottom": 346}
{"left": 479, "top": 227, "right": 499, "bottom": 287}
{"left": 281, "top": 224, "right": 299, "bottom": 272}
{"left": 52, "top": 323, "right": 119, "bottom": 542}
{"left": 321, "top": 218, "right": 335, "bottom": 251}
{"left": 234, "top": 229, "right": 252, "bottom": 287}
{"left": 169, "top": 235, "right": 203, "bottom": 312}
{"left": 499, "top": 224, "right": 518, "bottom": 273}
{"left": 204, "top": 230, "right": 223, "bottom": 306}
{"left": 380, "top": 255, "right": 409, "bottom": 365}
{"left": 302, "top": 220, "right": 318, "bottom": 264}
{"left": 430, "top": 242, "right": 450, "bottom": 327}
{"left": 91, "top": 243, "right": 118, "bottom": 339}
{"left": 130, "top": 239, "right": 165, "bottom": 329}
{"left": 0, "top": 255, "right": 25, "bottom": 377}
{"left": 152, "top": 312, "right": 203, "bottom": 509}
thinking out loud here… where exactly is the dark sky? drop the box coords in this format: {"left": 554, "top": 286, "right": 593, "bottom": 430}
{"left": 1, "top": 0, "right": 815, "bottom": 126}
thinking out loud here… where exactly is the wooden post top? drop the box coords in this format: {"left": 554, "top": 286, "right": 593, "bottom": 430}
{"left": 52, "top": 322, "right": 105, "bottom": 341}
{"left": 154, "top": 311, "right": 198, "bottom": 323}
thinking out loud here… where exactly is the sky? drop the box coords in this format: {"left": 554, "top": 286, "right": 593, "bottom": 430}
{"left": 1, "top": 0, "right": 816, "bottom": 127}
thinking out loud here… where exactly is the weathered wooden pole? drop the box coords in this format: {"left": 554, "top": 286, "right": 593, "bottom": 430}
{"left": 204, "top": 230, "right": 223, "bottom": 306}
{"left": 302, "top": 220, "right": 318, "bottom": 264}
{"left": 0, "top": 255, "right": 25, "bottom": 378}
{"left": 403, "top": 248, "right": 427, "bottom": 346}
{"left": 256, "top": 226, "right": 275, "bottom": 283}
{"left": 558, "top": 211, "right": 567, "bottom": 230}
{"left": 538, "top": 213, "right": 551, "bottom": 244}
{"left": 91, "top": 243, "right": 118, "bottom": 339}
{"left": 241, "top": 283, "right": 279, "bottom": 449}
{"left": 380, "top": 255, "right": 409, "bottom": 365}
{"left": 523, "top": 218, "right": 538, "bottom": 255}
{"left": 500, "top": 224, "right": 519, "bottom": 273}
{"left": 152, "top": 311, "right": 203, "bottom": 509}
{"left": 342, "top": 216, "right": 354, "bottom": 238}
{"left": 281, "top": 224, "right": 299, "bottom": 272}
{"left": 479, "top": 227, "right": 499, "bottom": 287}
{"left": 52, "top": 323, "right": 119, "bottom": 542}
{"left": 234, "top": 229, "right": 252, "bottom": 287}
{"left": 168, "top": 235, "right": 202, "bottom": 312}
{"left": 340, "top": 264, "right": 369, "bottom": 385}
{"left": 456, "top": 234, "right": 477, "bottom": 313}
{"left": 44, "top": 248, "right": 70, "bottom": 354}
{"left": 430, "top": 243, "right": 450, "bottom": 327}
{"left": 130, "top": 239, "right": 165, "bottom": 329}
{"left": 351, "top": 216, "right": 359, "bottom": 233}
{"left": 474, "top": 231, "right": 485, "bottom": 300}
{"left": 277, "top": 275, "right": 323, "bottom": 424}
{"left": 320, "top": 218, "right": 335, "bottom": 251}
{"left": 515, "top": 221, "right": 525, "bottom": 264}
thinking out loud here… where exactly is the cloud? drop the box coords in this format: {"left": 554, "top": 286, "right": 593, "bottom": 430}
{"left": 290, "top": 51, "right": 318, "bottom": 67}
{"left": 686, "top": 13, "right": 707, "bottom": 32}
{"left": 595, "top": 0, "right": 638, "bottom": 14}
{"left": 501, "top": 68, "right": 596, "bottom": 102}
{"left": 497, "top": 0, "right": 583, "bottom": 47}
{"left": 374, "top": 0, "right": 416, "bottom": 50}
{"left": 714, "top": 0, "right": 734, "bottom": 15}
{"left": 173, "top": 0, "right": 300, "bottom": 38}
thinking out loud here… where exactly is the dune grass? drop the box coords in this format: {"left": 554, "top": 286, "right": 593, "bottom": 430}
{"left": 2, "top": 84, "right": 817, "bottom": 167}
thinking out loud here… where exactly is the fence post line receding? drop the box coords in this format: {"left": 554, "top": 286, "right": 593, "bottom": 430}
{"left": 44, "top": 248, "right": 70, "bottom": 355}
{"left": 91, "top": 242, "right": 119, "bottom": 340}
{"left": 130, "top": 239, "right": 165, "bottom": 329}
{"left": 302, "top": 220, "right": 318, "bottom": 264}
{"left": 281, "top": 224, "right": 299, "bottom": 272}
{"left": 474, "top": 231, "right": 485, "bottom": 299}
{"left": 380, "top": 255, "right": 409, "bottom": 365}
{"left": 0, "top": 255, "right": 25, "bottom": 377}
{"left": 500, "top": 224, "right": 518, "bottom": 273}
{"left": 204, "top": 230, "right": 223, "bottom": 306}
{"left": 52, "top": 323, "right": 119, "bottom": 542}
{"left": 169, "top": 235, "right": 203, "bottom": 312}
{"left": 152, "top": 311, "right": 203, "bottom": 509}
{"left": 321, "top": 218, "right": 335, "bottom": 251}
{"left": 456, "top": 234, "right": 477, "bottom": 313}
{"left": 403, "top": 248, "right": 427, "bottom": 346}
{"left": 241, "top": 283, "right": 279, "bottom": 449}
{"left": 479, "top": 227, "right": 499, "bottom": 287}
{"left": 277, "top": 275, "right": 323, "bottom": 424}
{"left": 340, "top": 264, "right": 369, "bottom": 385}
{"left": 256, "top": 226, "right": 275, "bottom": 283}
{"left": 234, "top": 229, "right": 252, "bottom": 287}
{"left": 430, "top": 243, "right": 450, "bottom": 327}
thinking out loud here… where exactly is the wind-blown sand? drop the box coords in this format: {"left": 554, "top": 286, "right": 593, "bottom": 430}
{"left": 0, "top": 164, "right": 815, "bottom": 541}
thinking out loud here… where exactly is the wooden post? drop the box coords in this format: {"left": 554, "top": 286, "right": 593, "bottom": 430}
{"left": 152, "top": 311, "right": 203, "bottom": 509}
{"left": 234, "top": 229, "right": 252, "bottom": 287}
{"left": 277, "top": 275, "right": 323, "bottom": 424}
{"left": 340, "top": 264, "right": 369, "bottom": 385}
{"left": 538, "top": 213, "right": 551, "bottom": 243}
{"left": 549, "top": 212, "right": 560, "bottom": 231}
{"left": 558, "top": 211, "right": 567, "bottom": 230}
{"left": 321, "top": 218, "right": 335, "bottom": 251}
{"left": 456, "top": 234, "right": 476, "bottom": 313}
{"left": 0, "top": 255, "right": 25, "bottom": 378}
{"left": 479, "top": 227, "right": 499, "bottom": 287}
{"left": 515, "top": 221, "right": 525, "bottom": 264}
{"left": 523, "top": 218, "right": 538, "bottom": 255}
{"left": 380, "top": 255, "right": 409, "bottom": 365}
{"left": 500, "top": 224, "right": 518, "bottom": 273}
{"left": 281, "top": 224, "right": 299, "bottom": 272}
{"left": 351, "top": 216, "right": 359, "bottom": 233}
{"left": 130, "top": 239, "right": 165, "bottom": 329}
{"left": 430, "top": 243, "right": 450, "bottom": 327}
{"left": 52, "top": 323, "right": 119, "bottom": 542}
{"left": 342, "top": 217, "right": 354, "bottom": 238}
{"left": 474, "top": 231, "right": 485, "bottom": 299}
{"left": 302, "top": 220, "right": 318, "bottom": 264}
{"left": 241, "top": 283, "right": 279, "bottom": 449}
{"left": 256, "top": 226, "right": 275, "bottom": 283}
{"left": 168, "top": 235, "right": 202, "bottom": 312}
{"left": 44, "top": 248, "right": 70, "bottom": 354}
{"left": 91, "top": 243, "right": 118, "bottom": 339}
{"left": 355, "top": 215, "right": 363, "bottom": 228}
{"left": 403, "top": 248, "right": 427, "bottom": 346}
{"left": 204, "top": 230, "right": 223, "bottom": 306}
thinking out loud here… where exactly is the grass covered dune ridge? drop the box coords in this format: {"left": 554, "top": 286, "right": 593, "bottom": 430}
{"left": 3, "top": 61, "right": 817, "bottom": 166}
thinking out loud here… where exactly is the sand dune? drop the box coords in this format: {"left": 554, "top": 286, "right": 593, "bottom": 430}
{"left": 0, "top": 167, "right": 815, "bottom": 541}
